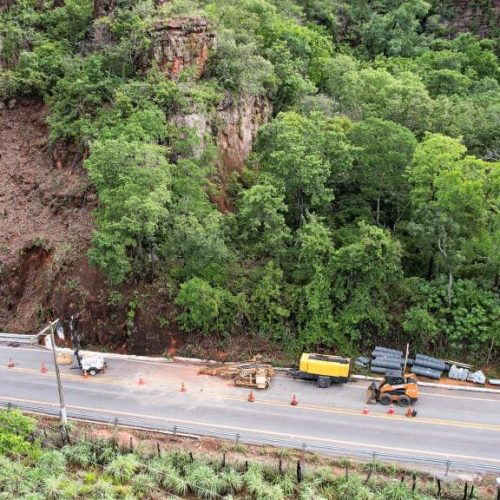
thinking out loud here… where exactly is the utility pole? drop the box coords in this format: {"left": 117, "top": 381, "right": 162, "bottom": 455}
{"left": 403, "top": 342, "right": 410, "bottom": 374}
{"left": 49, "top": 320, "right": 68, "bottom": 442}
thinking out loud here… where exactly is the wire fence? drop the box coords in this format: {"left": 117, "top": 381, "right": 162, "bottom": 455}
{"left": 1, "top": 399, "right": 499, "bottom": 478}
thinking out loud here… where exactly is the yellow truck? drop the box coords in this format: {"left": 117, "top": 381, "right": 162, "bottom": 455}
{"left": 289, "top": 353, "right": 351, "bottom": 388}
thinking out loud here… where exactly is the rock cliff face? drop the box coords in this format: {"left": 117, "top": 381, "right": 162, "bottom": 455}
{"left": 438, "top": 0, "right": 500, "bottom": 38}
{"left": 215, "top": 93, "right": 272, "bottom": 179}
{"left": 170, "top": 93, "right": 272, "bottom": 185}
{"left": 151, "top": 17, "right": 216, "bottom": 79}
{"left": 93, "top": 0, "right": 115, "bottom": 19}
{"left": 151, "top": 16, "right": 271, "bottom": 186}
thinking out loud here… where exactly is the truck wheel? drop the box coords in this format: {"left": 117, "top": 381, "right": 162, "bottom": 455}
{"left": 398, "top": 395, "right": 411, "bottom": 407}
{"left": 380, "top": 394, "right": 392, "bottom": 405}
{"left": 88, "top": 368, "right": 98, "bottom": 376}
{"left": 317, "top": 376, "right": 331, "bottom": 388}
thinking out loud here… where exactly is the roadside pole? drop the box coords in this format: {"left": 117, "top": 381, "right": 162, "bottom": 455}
{"left": 49, "top": 321, "right": 68, "bottom": 442}
{"left": 403, "top": 343, "right": 409, "bottom": 373}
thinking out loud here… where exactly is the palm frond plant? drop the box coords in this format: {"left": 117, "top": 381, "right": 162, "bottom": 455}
{"left": 62, "top": 439, "right": 93, "bottom": 468}
{"left": 186, "top": 462, "right": 224, "bottom": 499}
{"left": 106, "top": 453, "right": 141, "bottom": 483}
{"left": 37, "top": 450, "right": 67, "bottom": 476}
{"left": 220, "top": 467, "right": 244, "bottom": 495}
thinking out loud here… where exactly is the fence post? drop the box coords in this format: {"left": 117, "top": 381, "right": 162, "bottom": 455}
{"left": 129, "top": 437, "right": 133, "bottom": 452}
{"left": 412, "top": 474, "right": 417, "bottom": 492}
{"left": 468, "top": 485, "right": 474, "bottom": 499}
{"left": 278, "top": 459, "right": 282, "bottom": 475}
{"left": 222, "top": 452, "right": 226, "bottom": 468}
{"left": 463, "top": 482, "right": 468, "bottom": 500}
{"left": 445, "top": 458, "right": 450, "bottom": 477}
{"left": 235, "top": 433, "right": 240, "bottom": 446}
{"left": 296, "top": 460, "right": 302, "bottom": 483}
{"left": 157, "top": 442, "right": 161, "bottom": 457}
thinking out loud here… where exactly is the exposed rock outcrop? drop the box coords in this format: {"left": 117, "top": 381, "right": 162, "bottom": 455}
{"left": 93, "top": 0, "right": 115, "bottom": 18}
{"left": 170, "top": 92, "right": 272, "bottom": 182}
{"left": 151, "top": 17, "right": 216, "bottom": 79}
{"left": 215, "top": 93, "right": 272, "bottom": 179}
{"left": 0, "top": 0, "right": 15, "bottom": 12}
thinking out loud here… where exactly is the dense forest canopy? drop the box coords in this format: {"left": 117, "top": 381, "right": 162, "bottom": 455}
{"left": 1, "top": 0, "right": 498, "bottom": 360}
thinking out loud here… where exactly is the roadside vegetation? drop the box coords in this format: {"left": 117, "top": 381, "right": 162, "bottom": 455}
{"left": 0, "top": 409, "right": 488, "bottom": 499}
{"left": 0, "top": 0, "right": 498, "bottom": 362}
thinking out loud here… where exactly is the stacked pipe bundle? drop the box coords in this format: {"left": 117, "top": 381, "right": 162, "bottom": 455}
{"left": 370, "top": 347, "right": 403, "bottom": 374}
{"left": 410, "top": 354, "right": 446, "bottom": 379}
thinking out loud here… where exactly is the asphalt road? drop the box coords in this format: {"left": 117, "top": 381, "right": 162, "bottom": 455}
{"left": 1, "top": 344, "right": 499, "bottom": 474}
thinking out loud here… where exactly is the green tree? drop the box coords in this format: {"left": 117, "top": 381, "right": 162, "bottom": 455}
{"left": 248, "top": 262, "right": 290, "bottom": 338}
{"left": 407, "top": 134, "right": 498, "bottom": 304}
{"left": 256, "top": 111, "right": 352, "bottom": 225}
{"left": 235, "top": 182, "right": 290, "bottom": 258}
{"left": 348, "top": 118, "right": 417, "bottom": 227}
{"left": 175, "top": 277, "right": 241, "bottom": 335}
{"left": 85, "top": 139, "right": 172, "bottom": 284}
{"left": 331, "top": 222, "right": 403, "bottom": 347}
{"left": 292, "top": 216, "right": 338, "bottom": 348}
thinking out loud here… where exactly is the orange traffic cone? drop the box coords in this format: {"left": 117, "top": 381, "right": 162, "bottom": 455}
{"left": 40, "top": 362, "right": 48, "bottom": 374}
{"left": 138, "top": 377, "right": 145, "bottom": 386}
{"left": 83, "top": 370, "right": 89, "bottom": 379}
{"left": 248, "top": 390, "right": 255, "bottom": 402}
{"left": 7, "top": 358, "right": 14, "bottom": 368}
{"left": 180, "top": 381, "right": 186, "bottom": 393}
{"left": 290, "top": 394, "right": 298, "bottom": 406}
{"left": 362, "top": 405, "right": 369, "bottom": 415}
{"left": 388, "top": 404, "right": 395, "bottom": 415}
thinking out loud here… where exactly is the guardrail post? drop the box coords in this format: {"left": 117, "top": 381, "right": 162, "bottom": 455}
{"left": 296, "top": 460, "right": 302, "bottom": 483}
{"left": 173, "top": 425, "right": 177, "bottom": 436}
{"left": 445, "top": 458, "right": 450, "bottom": 477}
{"left": 235, "top": 433, "right": 240, "bottom": 446}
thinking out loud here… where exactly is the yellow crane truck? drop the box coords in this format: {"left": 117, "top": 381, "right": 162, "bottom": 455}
{"left": 289, "top": 353, "right": 351, "bottom": 388}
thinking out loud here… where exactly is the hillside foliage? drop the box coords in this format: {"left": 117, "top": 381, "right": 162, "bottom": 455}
{"left": 0, "top": 409, "right": 481, "bottom": 499}
{"left": 0, "top": 0, "right": 498, "bottom": 360}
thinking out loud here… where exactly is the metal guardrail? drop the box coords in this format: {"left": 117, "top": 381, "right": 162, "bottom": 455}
{"left": 1, "top": 400, "right": 499, "bottom": 477}
{"left": 0, "top": 333, "right": 39, "bottom": 344}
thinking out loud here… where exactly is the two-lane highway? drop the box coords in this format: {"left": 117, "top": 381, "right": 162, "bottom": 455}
{"left": 1, "top": 344, "right": 499, "bottom": 473}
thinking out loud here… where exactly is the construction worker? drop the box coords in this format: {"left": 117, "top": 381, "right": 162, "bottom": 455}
{"left": 406, "top": 406, "right": 416, "bottom": 418}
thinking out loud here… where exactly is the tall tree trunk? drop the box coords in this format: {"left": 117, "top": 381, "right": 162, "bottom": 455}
{"left": 486, "top": 337, "right": 495, "bottom": 365}
{"left": 427, "top": 252, "right": 435, "bottom": 280}
{"left": 447, "top": 271, "right": 453, "bottom": 308}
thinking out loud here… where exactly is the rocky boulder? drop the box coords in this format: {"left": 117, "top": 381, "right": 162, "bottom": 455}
{"left": 151, "top": 17, "right": 216, "bottom": 79}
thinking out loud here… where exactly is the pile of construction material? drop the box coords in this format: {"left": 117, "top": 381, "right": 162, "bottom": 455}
{"left": 199, "top": 355, "right": 275, "bottom": 389}
{"left": 411, "top": 354, "right": 446, "bottom": 379}
{"left": 365, "top": 347, "right": 490, "bottom": 385}
{"left": 369, "top": 347, "right": 406, "bottom": 374}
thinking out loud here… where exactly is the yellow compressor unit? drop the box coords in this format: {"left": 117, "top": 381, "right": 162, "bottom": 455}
{"left": 289, "top": 353, "right": 350, "bottom": 388}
